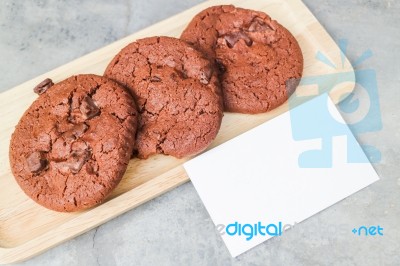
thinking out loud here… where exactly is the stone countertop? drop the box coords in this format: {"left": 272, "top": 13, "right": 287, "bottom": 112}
{"left": 1, "top": 0, "right": 399, "bottom": 265}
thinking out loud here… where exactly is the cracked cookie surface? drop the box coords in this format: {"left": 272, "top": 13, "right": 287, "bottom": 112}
{"left": 181, "top": 5, "right": 303, "bottom": 114}
{"left": 9, "top": 74, "right": 138, "bottom": 212}
{"left": 104, "top": 36, "right": 223, "bottom": 159}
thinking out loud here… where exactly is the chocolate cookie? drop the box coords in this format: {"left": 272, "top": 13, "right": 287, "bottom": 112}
{"left": 9, "top": 74, "right": 138, "bottom": 212}
{"left": 181, "top": 5, "right": 303, "bottom": 113}
{"left": 104, "top": 36, "right": 223, "bottom": 159}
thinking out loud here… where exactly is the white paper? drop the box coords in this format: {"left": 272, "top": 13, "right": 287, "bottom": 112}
{"left": 184, "top": 94, "right": 379, "bottom": 257}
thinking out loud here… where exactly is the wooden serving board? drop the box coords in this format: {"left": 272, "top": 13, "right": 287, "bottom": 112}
{"left": 0, "top": 0, "right": 355, "bottom": 263}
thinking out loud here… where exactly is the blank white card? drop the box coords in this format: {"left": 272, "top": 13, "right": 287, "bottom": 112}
{"left": 184, "top": 94, "right": 379, "bottom": 257}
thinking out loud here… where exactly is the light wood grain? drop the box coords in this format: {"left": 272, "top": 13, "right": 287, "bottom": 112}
{"left": 0, "top": 0, "right": 355, "bottom": 263}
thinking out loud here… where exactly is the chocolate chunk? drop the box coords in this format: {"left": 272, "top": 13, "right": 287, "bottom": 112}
{"left": 224, "top": 31, "right": 253, "bottom": 48}
{"left": 71, "top": 140, "right": 88, "bottom": 152}
{"left": 52, "top": 141, "right": 90, "bottom": 174}
{"left": 248, "top": 18, "right": 273, "bottom": 32}
{"left": 66, "top": 148, "right": 91, "bottom": 174}
{"left": 34, "top": 78, "right": 54, "bottom": 95}
{"left": 86, "top": 162, "right": 99, "bottom": 175}
{"left": 79, "top": 96, "right": 100, "bottom": 120}
{"left": 51, "top": 137, "right": 71, "bottom": 161}
{"left": 63, "top": 123, "right": 88, "bottom": 140}
{"left": 285, "top": 78, "right": 300, "bottom": 96}
{"left": 27, "top": 151, "right": 47, "bottom": 173}
{"left": 72, "top": 123, "right": 88, "bottom": 137}
{"left": 36, "top": 133, "right": 51, "bottom": 152}
{"left": 199, "top": 68, "right": 212, "bottom": 84}
{"left": 177, "top": 69, "right": 188, "bottom": 79}
{"left": 150, "top": 76, "right": 162, "bottom": 82}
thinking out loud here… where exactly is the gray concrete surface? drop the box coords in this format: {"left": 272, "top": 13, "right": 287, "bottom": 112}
{"left": 1, "top": 0, "right": 399, "bottom": 265}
